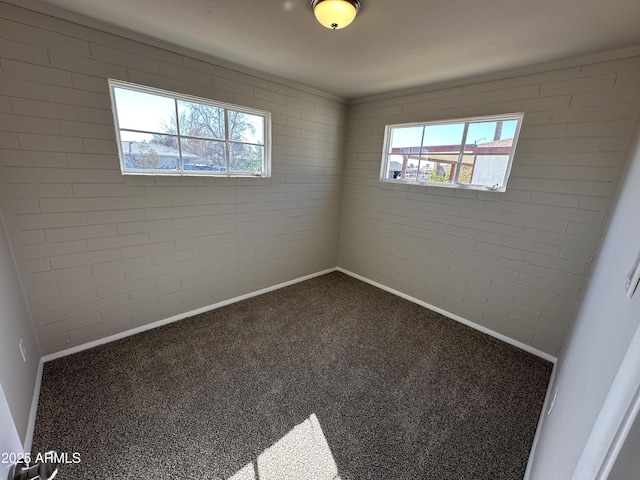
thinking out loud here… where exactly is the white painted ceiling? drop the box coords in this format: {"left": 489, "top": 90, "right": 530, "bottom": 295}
{"left": 29, "top": 0, "right": 640, "bottom": 99}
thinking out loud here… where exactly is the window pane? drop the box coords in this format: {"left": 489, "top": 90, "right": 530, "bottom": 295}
{"left": 423, "top": 123, "right": 465, "bottom": 154}
{"left": 228, "top": 111, "right": 264, "bottom": 144}
{"left": 389, "top": 126, "right": 424, "bottom": 154}
{"left": 230, "top": 143, "right": 264, "bottom": 173}
{"left": 458, "top": 154, "right": 477, "bottom": 185}
{"left": 113, "top": 87, "right": 176, "bottom": 134}
{"left": 385, "top": 154, "right": 405, "bottom": 180}
{"left": 459, "top": 154, "right": 510, "bottom": 188}
{"left": 179, "top": 138, "right": 226, "bottom": 172}
{"left": 177, "top": 100, "right": 225, "bottom": 139}
{"left": 111, "top": 81, "right": 271, "bottom": 177}
{"left": 403, "top": 157, "right": 419, "bottom": 181}
{"left": 422, "top": 154, "right": 459, "bottom": 183}
{"left": 466, "top": 120, "right": 518, "bottom": 150}
{"left": 120, "top": 132, "right": 179, "bottom": 170}
{"left": 381, "top": 114, "right": 521, "bottom": 190}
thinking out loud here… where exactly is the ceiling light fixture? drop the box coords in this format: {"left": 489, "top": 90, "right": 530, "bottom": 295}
{"left": 311, "top": 0, "right": 361, "bottom": 30}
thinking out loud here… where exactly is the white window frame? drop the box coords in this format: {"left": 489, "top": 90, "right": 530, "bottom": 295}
{"left": 108, "top": 79, "right": 271, "bottom": 177}
{"left": 380, "top": 113, "right": 524, "bottom": 192}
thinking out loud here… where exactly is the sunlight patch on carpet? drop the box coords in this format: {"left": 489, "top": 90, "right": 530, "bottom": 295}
{"left": 229, "top": 414, "right": 340, "bottom": 480}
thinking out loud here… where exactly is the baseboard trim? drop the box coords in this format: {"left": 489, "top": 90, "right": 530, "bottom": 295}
{"left": 41, "top": 268, "right": 337, "bottom": 363}
{"left": 23, "top": 358, "right": 43, "bottom": 453}
{"left": 30, "top": 265, "right": 555, "bottom": 453}
{"left": 337, "top": 267, "right": 557, "bottom": 363}
{"left": 523, "top": 362, "right": 558, "bottom": 480}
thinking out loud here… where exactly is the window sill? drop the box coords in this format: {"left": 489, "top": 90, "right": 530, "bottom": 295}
{"left": 379, "top": 178, "right": 506, "bottom": 193}
{"left": 122, "top": 171, "right": 270, "bottom": 178}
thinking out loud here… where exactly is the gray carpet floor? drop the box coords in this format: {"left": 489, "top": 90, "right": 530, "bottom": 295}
{"left": 32, "top": 272, "right": 552, "bottom": 479}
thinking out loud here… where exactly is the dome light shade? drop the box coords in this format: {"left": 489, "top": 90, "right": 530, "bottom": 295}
{"left": 311, "top": 0, "right": 360, "bottom": 30}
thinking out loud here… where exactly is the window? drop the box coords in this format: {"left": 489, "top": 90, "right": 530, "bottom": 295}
{"left": 380, "top": 113, "right": 523, "bottom": 192}
{"left": 109, "top": 80, "right": 271, "bottom": 177}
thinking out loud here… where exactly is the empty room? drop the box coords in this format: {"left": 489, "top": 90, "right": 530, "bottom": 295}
{"left": 1, "top": 0, "right": 640, "bottom": 479}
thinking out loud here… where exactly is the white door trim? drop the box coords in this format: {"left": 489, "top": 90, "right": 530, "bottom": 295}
{"left": 571, "top": 320, "right": 640, "bottom": 479}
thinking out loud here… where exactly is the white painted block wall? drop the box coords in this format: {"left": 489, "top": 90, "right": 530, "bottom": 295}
{"left": 0, "top": 3, "right": 347, "bottom": 354}
{"left": 339, "top": 55, "right": 640, "bottom": 356}
{"left": 1, "top": 2, "right": 640, "bottom": 363}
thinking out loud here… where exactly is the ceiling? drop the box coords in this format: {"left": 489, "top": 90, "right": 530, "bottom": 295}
{"left": 27, "top": 0, "right": 640, "bottom": 99}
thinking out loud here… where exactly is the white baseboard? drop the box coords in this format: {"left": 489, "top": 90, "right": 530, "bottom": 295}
{"left": 26, "top": 267, "right": 334, "bottom": 452}
{"left": 40, "top": 264, "right": 556, "bottom": 363}
{"left": 337, "top": 267, "right": 557, "bottom": 363}
{"left": 41, "top": 268, "right": 337, "bottom": 363}
{"left": 523, "top": 362, "right": 558, "bottom": 480}
{"left": 29, "top": 265, "right": 556, "bottom": 454}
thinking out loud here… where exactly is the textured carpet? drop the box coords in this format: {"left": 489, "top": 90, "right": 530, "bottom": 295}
{"left": 32, "top": 272, "right": 552, "bottom": 479}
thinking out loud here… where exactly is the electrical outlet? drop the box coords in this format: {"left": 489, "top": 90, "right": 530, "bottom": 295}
{"left": 19, "top": 338, "right": 26, "bottom": 362}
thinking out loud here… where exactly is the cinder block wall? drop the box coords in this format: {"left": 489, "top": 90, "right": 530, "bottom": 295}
{"left": 2, "top": 2, "right": 640, "bottom": 359}
{"left": 0, "top": 4, "right": 347, "bottom": 354}
{"left": 338, "top": 55, "right": 640, "bottom": 355}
